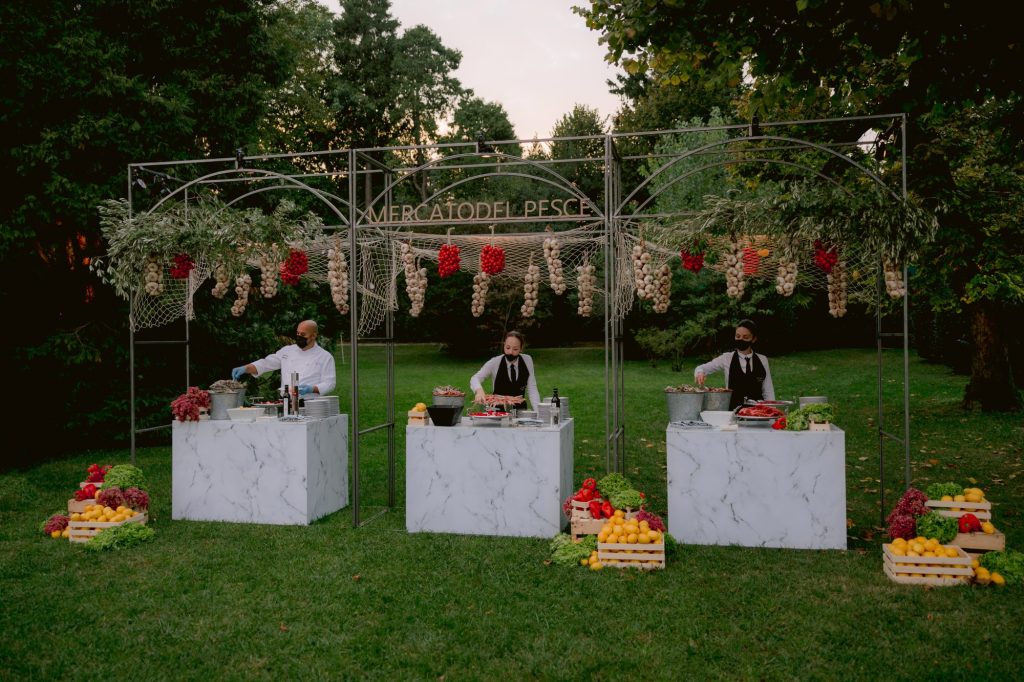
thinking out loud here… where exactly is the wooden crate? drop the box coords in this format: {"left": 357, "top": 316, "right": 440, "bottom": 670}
{"left": 568, "top": 500, "right": 639, "bottom": 541}
{"left": 808, "top": 422, "right": 831, "bottom": 432}
{"left": 882, "top": 543, "right": 973, "bottom": 586}
{"left": 67, "top": 498, "right": 96, "bottom": 514}
{"left": 924, "top": 499, "right": 991, "bottom": 520}
{"left": 68, "top": 511, "right": 148, "bottom": 544}
{"left": 951, "top": 530, "right": 1006, "bottom": 556}
{"left": 597, "top": 540, "right": 666, "bottom": 570}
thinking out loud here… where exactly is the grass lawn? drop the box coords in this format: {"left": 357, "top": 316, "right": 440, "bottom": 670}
{"left": 2, "top": 346, "right": 1022, "bottom": 680}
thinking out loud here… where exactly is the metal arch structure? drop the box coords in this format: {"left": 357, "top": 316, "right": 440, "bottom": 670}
{"left": 127, "top": 113, "right": 913, "bottom": 528}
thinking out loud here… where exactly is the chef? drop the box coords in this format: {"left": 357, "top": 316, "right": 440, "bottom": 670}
{"left": 694, "top": 319, "right": 775, "bottom": 410}
{"left": 231, "top": 319, "right": 336, "bottom": 397}
{"left": 471, "top": 330, "right": 541, "bottom": 410}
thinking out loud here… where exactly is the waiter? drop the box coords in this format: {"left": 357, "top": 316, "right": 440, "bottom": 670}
{"left": 470, "top": 330, "right": 541, "bottom": 410}
{"left": 231, "top": 319, "right": 336, "bottom": 397}
{"left": 693, "top": 319, "right": 775, "bottom": 410}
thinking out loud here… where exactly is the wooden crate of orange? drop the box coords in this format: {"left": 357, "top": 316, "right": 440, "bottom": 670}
{"left": 68, "top": 504, "right": 148, "bottom": 544}
{"left": 882, "top": 542, "right": 973, "bottom": 586}
{"left": 594, "top": 512, "right": 666, "bottom": 570}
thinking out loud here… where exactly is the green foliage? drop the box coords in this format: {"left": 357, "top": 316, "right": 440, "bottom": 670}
{"left": 549, "top": 533, "right": 596, "bottom": 566}
{"left": 549, "top": 104, "right": 606, "bottom": 199}
{"left": 103, "top": 465, "right": 148, "bottom": 492}
{"left": 609, "top": 489, "right": 644, "bottom": 511}
{"left": 84, "top": 522, "right": 156, "bottom": 551}
{"left": 785, "top": 404, "right": 836, "bottom": 431}
{"left": 926, "top": 482, "right": 964, "bottom": 500}
{"left": 914, "top": 512, "right": 958, "bottom": 544}
{"left": 596, "top": 473, "right": 631, "bottom": 500}
{"left": 978, "top": 550, "right": 1024, "bottom": 585}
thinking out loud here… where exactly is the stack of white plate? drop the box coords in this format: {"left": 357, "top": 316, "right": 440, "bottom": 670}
{"left": 543, "top": 396, "right": 570, "bottom": 420}
{"left": 302, "top": 396, "right": 340, "bottom": 419}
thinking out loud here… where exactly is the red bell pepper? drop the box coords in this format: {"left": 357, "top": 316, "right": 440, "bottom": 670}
{"left": 573, "top": 487, "right": 594, "bottom": 502}
{"left": 959, "top": 513, "right": 982, "bottom": 533}
{"left": 772, "top": 417, "right": 787, "bottom": 430}
{"left": 588, "top": 500, "right": 603, "bottom": 519}
{"left": 601, "top": 501, "right": 614, "bottom": 518}
{"left": 582, "top": 477, "right": 596, "bottom": 491}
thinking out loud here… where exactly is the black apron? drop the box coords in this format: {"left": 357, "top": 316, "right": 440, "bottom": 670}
{"left": 728, "top": 351, "right": 766, "bottom": 409}
{"left": 492, "top": 357, "right": 529, "bottom": 411}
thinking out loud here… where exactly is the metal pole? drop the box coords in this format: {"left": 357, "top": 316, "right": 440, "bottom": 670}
{"left": 348, "top": 149, "right": 360, "bottom": 527}
{"left": 877, "top": 258, "right": 886, "bottom": 527}
{"left": 603, "top": 135, "right": 613, "bottom": 473}
{"left": 901, "top": 114, "right": 912, "bottom": 490}
{"left": 386, "top": 167, "right": 396, "bottom": 509}
{"left": 128, "top": 166, "right": 136, "bottom": 465}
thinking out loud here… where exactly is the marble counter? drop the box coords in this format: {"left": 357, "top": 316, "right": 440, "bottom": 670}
{"left": 406, "top": 419, "right": 574, "bottom": 538}
{"left": 172, "top": 415, "right": 348, "bottom": 525}
{"left": 666, "top": 425, "right": 846, "bottom": 550}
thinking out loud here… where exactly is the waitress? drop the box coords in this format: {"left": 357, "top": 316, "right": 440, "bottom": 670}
{"left": 694, "top": 319, "right": 775, "bottom": 410}
{"left": 471, "top": 331, "right": 541, "bottom": 411}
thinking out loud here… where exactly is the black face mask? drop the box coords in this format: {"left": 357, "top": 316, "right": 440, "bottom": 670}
{"left": 295, "top": 335, "right": 309, "bottom": 349}
{"left": 503, "top": 353, "right": 517, "bottom": 363}
{"left": 735, "top": 340, "right": 752, "bottom": 352}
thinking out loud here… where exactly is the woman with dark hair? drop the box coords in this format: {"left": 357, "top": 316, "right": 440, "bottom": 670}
{"left": 470, "top": 330, "right": 541, "bottom": 410}
{"left": 693, "top": 319, "right": 775, "bottom": 410}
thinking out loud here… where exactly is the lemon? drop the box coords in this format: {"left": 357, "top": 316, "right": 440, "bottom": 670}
{"left": 61, "top": 528, "right": 70, "bottom": 538}
{"left": 589, "top": 561, "right": 603, "bottom": 571}
{"left": 637, "top": 534, "right": 651, "bottom": 544}
{"left": 944, "top": 547, "right": 959, "bottom": 558}
{"left": 414, "top": 402, "right": 427, "bottom": 412}
{"left": 626, "top": 533, "right": 638, "bottom": 544}
{"left": 953, "top": 494, "right": 966, "bottom": 502}
{"left": 971, "top": 559, "right": 980, "bottom": 569}
{"left": 910, "top": 542, "right": 925, "bottom": 554}
{"left": 940, "top": 495, "right": 953, "bottom": 502}
{"left": 892, "top": 537, "right": 907, "bottom": 546}
{"left": 50, "top": 530, "right": 61, "bottom": 539}
{"left": 981, "top": 521, "right": 996, "bottom": 534}
{"left": 923, "top": 551, "right": 936, "bottom": 558}
{"left": 70, "top": 513, "right": 81, "bottom": 521}
{"left": 580, "top": 558, "right": 589, "bottom": 566}
{"left": 991, "top": 572, "right": 1006, "bottom": 586}
{"left": 648, "top": 530, "right": 661, "bottom": 542}
{"left": 597, "top": 532, "right": 609, "bottom": 543}
{"left": 924, "top": 539, "right": 939, "bottom": 552}
{"left": 914, "top": 536, "right": 927, "bottom": 544}
{"left": 606, "top": 534, "right": 619, "bottom": 544}
{"left": 613, "top": 509, "right": 625, "bottom": 519}
{"left": 890, "top": 545, "right": 907, "bottom": 556}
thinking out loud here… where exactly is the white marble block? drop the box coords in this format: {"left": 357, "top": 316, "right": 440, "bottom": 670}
{"left": 172, "top": 415, "right": 348, "bottom": 525}
{"left": 666, "top": 425, "right": 847, "bottom": 550}
{"left": 406, "top": 419, "right": 574, "bottom": 537}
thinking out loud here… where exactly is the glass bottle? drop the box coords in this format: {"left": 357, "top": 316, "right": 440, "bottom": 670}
{"left": 551, "top": 388, "right": 560, "bottom": 425}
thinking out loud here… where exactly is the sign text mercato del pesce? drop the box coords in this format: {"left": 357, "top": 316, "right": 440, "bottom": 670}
{"left": 366, "top": 198, "right": 593, "bottom": 223}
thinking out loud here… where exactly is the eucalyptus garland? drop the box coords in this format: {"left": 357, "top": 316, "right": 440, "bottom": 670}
{"left": 94, "top": 197, "right": 324, "bottom": 301}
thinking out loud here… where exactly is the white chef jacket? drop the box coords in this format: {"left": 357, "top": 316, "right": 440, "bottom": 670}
{"left": 251, "top": 342, "right": 336, "bottom": 395}
{"left": 693, "top": 351, "right": 775, "bottom": 400}
{"left": 470, "top": 354, "right": 541, "bottom": 409}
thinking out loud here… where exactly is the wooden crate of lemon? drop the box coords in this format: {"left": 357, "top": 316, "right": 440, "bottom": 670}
{"left": 68, "top": 504, "right": 148, "bottom": 544}
{"left": 569, "top": 500, "right": 640, "bottom": 542}
{"left": 883, "top": 538, "right": 973, "bottom": 586}
{"left": 924, "top": 487, "right": 991, "bottom": 520}
{"left": 595, "top": 515, "right": 665, "bottom": 570}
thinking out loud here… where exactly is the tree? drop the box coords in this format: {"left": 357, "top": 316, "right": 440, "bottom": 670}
{"left": 0, "top": 0, "right": 294, "bottom": 464}
{"left": 579, "top": 0, "right": 1023, "bottom": 410}
{"left": 549, "top": 104, "right": 606, "bottom": 200}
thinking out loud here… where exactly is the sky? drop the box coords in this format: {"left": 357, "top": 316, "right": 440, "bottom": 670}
{"left": 317, "top": 0, "right": 624, "bottom": 140}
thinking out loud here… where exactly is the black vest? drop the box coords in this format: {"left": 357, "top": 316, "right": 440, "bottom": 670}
{"left": 493, "top": 357, "right": 529, "bottom": 405}
{"left": 728, "top": 351, "right": 766, "bottom": 409}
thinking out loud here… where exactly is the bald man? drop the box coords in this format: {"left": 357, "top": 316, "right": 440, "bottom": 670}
{"left": 232, "top": 319, "right": 336, "bottom": 396}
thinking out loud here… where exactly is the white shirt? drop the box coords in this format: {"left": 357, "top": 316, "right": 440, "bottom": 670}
{"left": 470, "top": 354, "right": 541, "bottom": 409}
{"left": 693, "top": 351, "right": 775, "bottom": 400}
{"left": 251, "top": 342, "right": 336, "bottom": 395}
